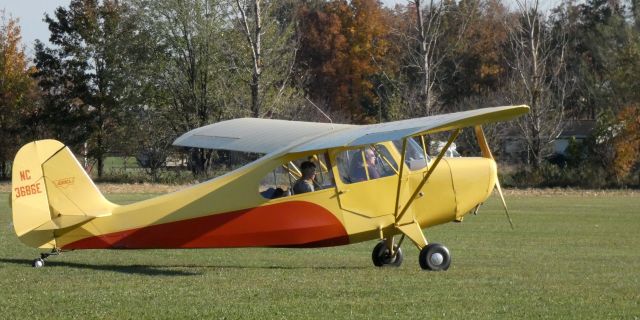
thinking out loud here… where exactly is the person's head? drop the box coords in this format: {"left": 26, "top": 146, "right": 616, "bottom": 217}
{"left": 364, "top": 149, "right": 376, "bottom": 166}
{"left": 300, "top": 161, "right": 316, "bottom": 180}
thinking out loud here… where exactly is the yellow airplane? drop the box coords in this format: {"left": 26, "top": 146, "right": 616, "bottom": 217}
{"left": 10, "top": 105, "right": 528, "bottom": 270}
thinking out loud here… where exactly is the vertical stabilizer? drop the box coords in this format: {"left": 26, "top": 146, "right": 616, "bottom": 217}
{"left": 11, "top": 140, "right": 115, "bottom": 249}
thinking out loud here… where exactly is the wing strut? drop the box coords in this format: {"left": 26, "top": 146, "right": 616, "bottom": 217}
{"left": 396, "top": 129, "right": 461, "bottom": 223}
{"left": 474, "top": 126, "right": 514, "bottom": 229}
{"left": 392, "top": 129, "right": 461, "bottom": 249}
{"left": 393, "top": 138, "right": 408, "bottom": 219}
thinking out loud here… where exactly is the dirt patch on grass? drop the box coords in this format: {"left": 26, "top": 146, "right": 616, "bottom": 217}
{"left": 0, "top": 181, "right": 637, "bottom": 196}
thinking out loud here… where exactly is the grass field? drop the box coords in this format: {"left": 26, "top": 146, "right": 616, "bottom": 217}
{"left": 0, "top": 191, "right": 638, "bottom": 319}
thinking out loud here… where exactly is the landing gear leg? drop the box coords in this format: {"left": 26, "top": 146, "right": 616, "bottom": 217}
{"left": 32, "top": 249, "right": 61, "bottom": 268}
{"left": 371, "top": 237, "right": 403, "bottom": 267}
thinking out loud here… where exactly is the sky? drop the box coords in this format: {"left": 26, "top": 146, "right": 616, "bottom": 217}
{"left": 0, "top": 0, "right": 71, "bottom": 56}
{"left": 0, "top": 0, "right": 558, "bottom": 57}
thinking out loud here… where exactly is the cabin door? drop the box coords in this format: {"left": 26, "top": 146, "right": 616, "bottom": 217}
{"left": 332, "top": 145, "right": 399, "bottom": 218}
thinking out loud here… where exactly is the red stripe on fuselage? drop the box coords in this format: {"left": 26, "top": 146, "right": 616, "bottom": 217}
{"left": 62, "top": 201, "right": 350, "bottom": 250}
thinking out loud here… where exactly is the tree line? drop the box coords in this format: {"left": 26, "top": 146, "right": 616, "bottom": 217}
{"left": 0, "top": 0, "right": 638, "bottom": 186}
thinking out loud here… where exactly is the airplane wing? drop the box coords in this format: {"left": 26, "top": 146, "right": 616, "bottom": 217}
{"left": 173, "top": 118, "right": 355, "bottom": 154}
{"left": 173, "top": 105, "right": 528, "bottom": 154}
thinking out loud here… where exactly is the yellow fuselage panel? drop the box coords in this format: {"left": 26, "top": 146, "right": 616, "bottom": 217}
{"left": 446, "top": 157, "right": 496, "bottom": 218}
{"left": 411, "top": 159, "right": 458, "bottom": 228}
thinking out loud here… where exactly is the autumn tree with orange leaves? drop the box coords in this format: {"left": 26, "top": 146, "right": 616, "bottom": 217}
{"left": 0, "top": 12, "right": 38, "bottom": 179}
{"left": 297, "top": 0, "right": 392, "bottom": 123}
{"left": 612, "top": 106, "right": 640, "bottom": 181}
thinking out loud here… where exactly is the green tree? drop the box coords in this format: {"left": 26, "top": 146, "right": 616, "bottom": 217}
{"left": 128, "top": 0, "right": 227, "bottom": 174}
{"left": 34, "top": 0, "right": 138, "bottom": 177}
{"left": 604, "top": 9, "right": 640, "bottom": 109}
{"left": 129, "top": 0, "right": 300, "bottom": 174}
{"left": 230, "top": 0, "right": 301, "bottom": 119}
{"left": 561, "top": 0, "right": 629, "bottom": 118}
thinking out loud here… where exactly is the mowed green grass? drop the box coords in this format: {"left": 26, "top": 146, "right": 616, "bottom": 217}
{"left": 0, "top": 192, "right": 638, "bottom": 319}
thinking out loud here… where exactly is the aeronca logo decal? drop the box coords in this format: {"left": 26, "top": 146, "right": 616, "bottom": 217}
{"left": 54, "top": 177, "right": 75, "bottom": 189}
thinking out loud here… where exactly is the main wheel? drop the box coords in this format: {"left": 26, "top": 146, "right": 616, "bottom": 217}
{"left": 32, "top": 258, "right": 45, "bottom": 268}
{"left": 419, "top": 243, "right": 451, "bottom": 271}
{"left": 371, "top": 241, "right": 403, "bottom": 267}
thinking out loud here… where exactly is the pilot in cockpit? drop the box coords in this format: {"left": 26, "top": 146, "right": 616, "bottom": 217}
{"left": 293, "top": 161, "right": 317, "bottom": 194}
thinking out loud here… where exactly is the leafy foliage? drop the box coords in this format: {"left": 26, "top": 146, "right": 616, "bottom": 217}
{"left": 0, "top": 12, "right": 37, "bottom": 179}
{"left": 0, "top": 0, "right": 639, "bottom": 187}
{"left": 33, "top": 0, "right": 139, "bottom": 177}
{"left": 612, "top": 106, "right": 640, "bottom": 180}
{"left": 296, "top": 0, "right": 391, "bottom": 123}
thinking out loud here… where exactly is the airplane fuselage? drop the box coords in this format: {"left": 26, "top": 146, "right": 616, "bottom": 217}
{"left": 48, "top": 143, "right": 496, "bottom": 250}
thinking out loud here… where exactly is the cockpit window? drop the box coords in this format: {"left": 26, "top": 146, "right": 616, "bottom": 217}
{"left": 259, "top": 153, "right": 335, "bottom": 199}
{"left": 336, "top": 145, "right": 397, "bottom": 184}
{"left": 392, "top": 137, "right": 429, "bottom": 171}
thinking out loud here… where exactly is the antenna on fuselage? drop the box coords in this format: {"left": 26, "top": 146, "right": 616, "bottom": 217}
{"left": 305, "top": 97, "right": 334, "bottom": 130}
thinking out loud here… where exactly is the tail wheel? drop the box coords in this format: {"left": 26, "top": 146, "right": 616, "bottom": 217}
{"left": 419, "top": 243, "right": 451, "bottom": 271}
{"left": 371, "top": 241, "right": 403, "bottom": 267}
{"left": 32, "top": 258, "right": 45, "bottom": 268}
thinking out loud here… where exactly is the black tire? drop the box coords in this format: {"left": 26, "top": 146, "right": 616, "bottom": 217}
{"left": 419, "top": 243, "right": 451, "bottom": 271}
{"left": 371, "top": 241, "right": 403, "bottom": 267}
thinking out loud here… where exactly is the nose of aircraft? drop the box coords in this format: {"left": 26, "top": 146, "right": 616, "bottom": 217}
{"left": 446, "top": 157, "right": 497, "bottom": 220}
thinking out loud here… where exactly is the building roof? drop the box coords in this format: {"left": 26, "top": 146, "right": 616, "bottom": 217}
{"left": 558, "top": 120, "right": 596, "bottom": 138}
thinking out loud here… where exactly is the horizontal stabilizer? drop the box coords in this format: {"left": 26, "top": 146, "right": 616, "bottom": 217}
{"left": 34, "top": 211, "right": 111, "bottom": 231}
{"left": 34, "top": 215, "right": 96, "bottom": 231}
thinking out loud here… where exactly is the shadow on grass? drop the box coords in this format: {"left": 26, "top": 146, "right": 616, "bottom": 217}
{"left": 0, "top": 258, "right": 368, "bottom": 274}
{"left": 164, "top": 264, "right": 369, "bottom": 271}
{"left": 0, "top": 258, "right": 202, "bottom": 276}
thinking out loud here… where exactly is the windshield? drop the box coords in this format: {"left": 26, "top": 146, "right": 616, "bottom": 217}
{"left": 392, "top": 138, "right": 429, "bottom": 171}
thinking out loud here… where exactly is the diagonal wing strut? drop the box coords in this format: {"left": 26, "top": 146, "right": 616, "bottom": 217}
{"left": 390, "top": 129, "right": 462, "bottom": 250}
{"left": 475, "top": 125, "right": 514, "bottom": 229}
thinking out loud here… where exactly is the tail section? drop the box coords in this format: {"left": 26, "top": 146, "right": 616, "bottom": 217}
{"left": 11, "top": 140, "right": 114, "bottom": 249}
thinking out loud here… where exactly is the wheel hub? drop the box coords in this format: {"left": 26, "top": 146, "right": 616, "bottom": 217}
{"left": 430, "top": 252, "right": 444, "bottom": 266}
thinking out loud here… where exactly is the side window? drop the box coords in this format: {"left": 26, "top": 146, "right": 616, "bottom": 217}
{"left": 259, "top": 153, "right": 335, "bottom": 199}
{"left": 259, "top": 165, "right": 291, "bottom": 199}
{"left": 392, "top": 137, "right": 429, "bottom": 171}
{"left": 337, "top": 145, "right": 398, "bottom": 184}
